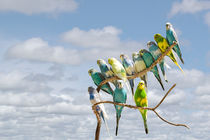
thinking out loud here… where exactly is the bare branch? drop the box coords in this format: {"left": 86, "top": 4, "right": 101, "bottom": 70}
{"left": 96, "top": 42, "right": 177, "bottom": 92}
{"left": 92, "top": 84, "right": 190, "bottom": 140}
{"left": 153, "top": 84, "right": 176, "bottom": 110}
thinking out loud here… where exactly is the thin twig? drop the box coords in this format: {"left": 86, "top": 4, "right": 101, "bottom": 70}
{"left": 96, "top": 42, "right": 177, "bottom": 92}
{"left": 153, "top": 84, "right": 176, "bottom": 110}
{"left": 92, "top": 84, "right": 189, "bottom": 140}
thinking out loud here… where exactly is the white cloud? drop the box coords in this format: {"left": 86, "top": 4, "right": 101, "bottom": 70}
{"left": 6, "top": 38, "right": 81, "bottom": 65}
{"left": 205, "top": 12, "right": 210, "bottom": 26}
{"left": 169, "top": 0, "right": 210, "bottom": 17}
{"left": 0, "top": 0, "right": 78, "bottom": 15}
{"left": 0, "top": 71, "right": 52, "bottom": 93}
{"left": 62, "top": 26, "right": 144, "bottom": 61}
{"left": 62, "top": 26, "right": 122, "bottom": 48}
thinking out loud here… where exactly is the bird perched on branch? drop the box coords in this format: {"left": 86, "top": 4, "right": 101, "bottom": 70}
{"left": 154, "top": 34, "right": 184, "bottom": 73}
{"left": 108, "top": 57, "right": 130, "bottom": 92}
{"left": 166, "top": 22, "right": 184, "bottom": 64}
{"left": 108, "top": 58, "right": 127, "bottom": 81}
{"left": 113, "top": 82, "right": 127, "bottom": 136}
{"left": 132, "top": 52, "right": 148, "bottom": 88}
{"left": 120, "top": 54, "right": 135, "bottom": 96}
{"left": 139, "top": 49, "right": 165, "bottom": 90}
{"left": 97, "top": 59, "right": 119, "bottom": 87}
{"left": 147, "top": 41, "right": 168, "bottom": 82}
{"left": 88, "top": 86, "right": 110, "bottom": 136}
{"left": 88, "top": 68, "right": 114, "bottom": 95}
{"left": 134, "top": 80, "right": 148, "bottom": 134}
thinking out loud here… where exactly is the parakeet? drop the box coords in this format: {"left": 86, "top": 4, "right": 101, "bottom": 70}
{"left": 108, "top": 57, "right": 130, "bottom": 92}
{"left": 108, "top": 58, "right": 127, "bottom": 82}
{"left": 113, "top": 82, "right": 127, "bottom": 136}
{"left": 132, "top": 52, "right": 148, "bottom": 87}
{"left": 166, "top": 22, "right": 184, "bottom": 64}
{"left": 147, "top": 41, "right": 168, "bottom": 82}
{"left": 88, "top": 68, "right": 114, "bottom": 95}
{"left": 134, "top": 81, "right": 148, "bottom": 134}
{"left": 97, "top": 59, "right": 119, "bottom": 87}
{"left": 120, "top": 54, "right": 135, "bottom": 96}
{"left": 88, "top": 86, "right": 110, "bottom": 135}
{"left": 139, "top": 49, "right": 165, "bottom": 90}
{"left": 154, "top": 34, "right": 184, "bottom": 73}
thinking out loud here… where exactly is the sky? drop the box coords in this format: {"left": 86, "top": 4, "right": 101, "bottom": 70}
{"left": 0, "top": 0, "right": 210, "bottom": 139}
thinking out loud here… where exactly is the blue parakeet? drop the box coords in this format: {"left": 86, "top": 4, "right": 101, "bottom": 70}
{"left": 113, "top": 82, "right": 127, "bottom": 136}
{"left": 88, "top": 68, "right": 114, "bottom": 95}
{"left": 120, "top": 54, "right": 135, "bottom": 96}
{"left": 147, "top": 41, "right": 168, "bottom": 82}
{"left": 139, "top": 49, "right": 164, "bottom": 90}
{"left": 97, "top": 59, "right": 119, "bottom": 87}
{"left": 166, "top": 22, "right": 184, "bottom": 64}
{"left": 88, "top": 86, "right": 110, "bottom": 135}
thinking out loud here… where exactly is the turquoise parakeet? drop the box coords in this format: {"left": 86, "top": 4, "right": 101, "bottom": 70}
{"left": 139, "top": 49, "right": 165, "bottom": 90}
{"left": 88, "top": 68, "right": 114, "bottom": 95}
{"left": 166, "top": 22, "right": 184, "bottom": 64}
{"left": 120, "top": 54, "right": 135, "bottom": 96}
{"left": 154, "top": 34, "right": 184, "bottom": 73}
{"left": 97, "top": 59, "right": 119, "bottom": 87}
{"left": 132, "top": 52, "right": 148, "bottom": 87}
{"left": 134, "top": 80, "right": 148, "bottom": 134}
{"left": 88, "top": 86, "right": 110, "bottom": 136}
{"left": 113, "top": 82, "right": 127, "bottom": 136}
{"left": 147, "top": 41, "right": 168, "bottom": 82}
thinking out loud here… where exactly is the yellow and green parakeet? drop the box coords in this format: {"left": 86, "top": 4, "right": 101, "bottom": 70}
{"left": 108, "top": 57, "right": 127, "bottom": 81}
{"left": 154, "top": 34, "right": 184, "bottom": 73}
{"left": 134, "top": 80, "right": 148, "bottom": 134}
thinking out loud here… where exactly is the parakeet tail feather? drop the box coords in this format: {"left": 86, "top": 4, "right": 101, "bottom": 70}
{"left": 143, "top": 118, "right": 148, "bottom": 134}
{"left": 104, "top": 117, "right": 111, "bottom": 137}
{"left": 116, "top": 116, "right": 120, "bottom": 136}
{"left": 174, "top": 62, "right": 184, "bottom": 74}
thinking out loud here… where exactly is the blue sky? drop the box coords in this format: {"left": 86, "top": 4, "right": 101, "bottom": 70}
{"left": 0, "top": 0, "right": 210, "bottom": 139}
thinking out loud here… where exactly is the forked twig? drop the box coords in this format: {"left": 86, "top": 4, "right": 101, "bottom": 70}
{"left": 92, "top": 84, "right": 189, "bottom": 140}
{"left": 96, "top": 42, "right": 177, "bottom": 92}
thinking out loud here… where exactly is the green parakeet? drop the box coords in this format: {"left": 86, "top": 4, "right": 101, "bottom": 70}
{"left": 134, "top": 80, "right": 148, "bottom": 134}
{"left": 154, "top": 33, "right": 184, "bottom": 73}
{"left": 139, "top": 49, "right": 164, "bottom": 90}
{"left": 88, "top": 68, "right": 114, "bottom": 95}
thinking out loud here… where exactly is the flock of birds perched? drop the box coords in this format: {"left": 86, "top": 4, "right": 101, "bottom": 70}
{"left": 88, "top": 22, "right": 185, "bottom": 136}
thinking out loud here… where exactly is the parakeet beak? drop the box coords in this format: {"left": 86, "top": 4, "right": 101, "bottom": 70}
{"left": 138, "top": 82, "right": 145, "bottom": 90}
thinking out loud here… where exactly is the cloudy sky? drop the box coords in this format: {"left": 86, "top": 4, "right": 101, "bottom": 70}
{"left": 0, "top": 0, "right": 210, "bottom": 139}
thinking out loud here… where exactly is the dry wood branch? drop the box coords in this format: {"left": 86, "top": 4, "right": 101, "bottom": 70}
{"left": 96, "top": 42, "right": 177, "bottom": 92}
{"left": 92, "top": 84, "right": 189, "bottom": 140}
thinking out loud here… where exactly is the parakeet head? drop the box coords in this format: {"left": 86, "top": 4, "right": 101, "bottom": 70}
{"left": 88, "top": 86, "right": 95, "bottom": 93}
{"left": 117, "top": 81, "right": 123, "bottom": 89}
{"left": 108, "top": 57, "right": 116, "bottom": 65}
{"left": 147, "top": 41, "right": 156, "bottom": 48}
{"left": 88, "top": 68, "right": 96, "bottom": 76}
{"left": 137, "top": 80, "right": 145, "bottom": 90}
{"left": 139, "top": 49, "right": 145, "bottom": 57}
{"left": 154, "top": 34, "right": 162, "bottom": 42}
{"left": 132, "top": 52, "right": 139, "bottom": 61}
{"left": 166, "top": 22, "right": 172, "bottom": 30}
{"left": 120, "top": 54, "right": 125, "bottom": 61}
{"left": 97, "top": 59, "right": 106, "bottom": 65}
